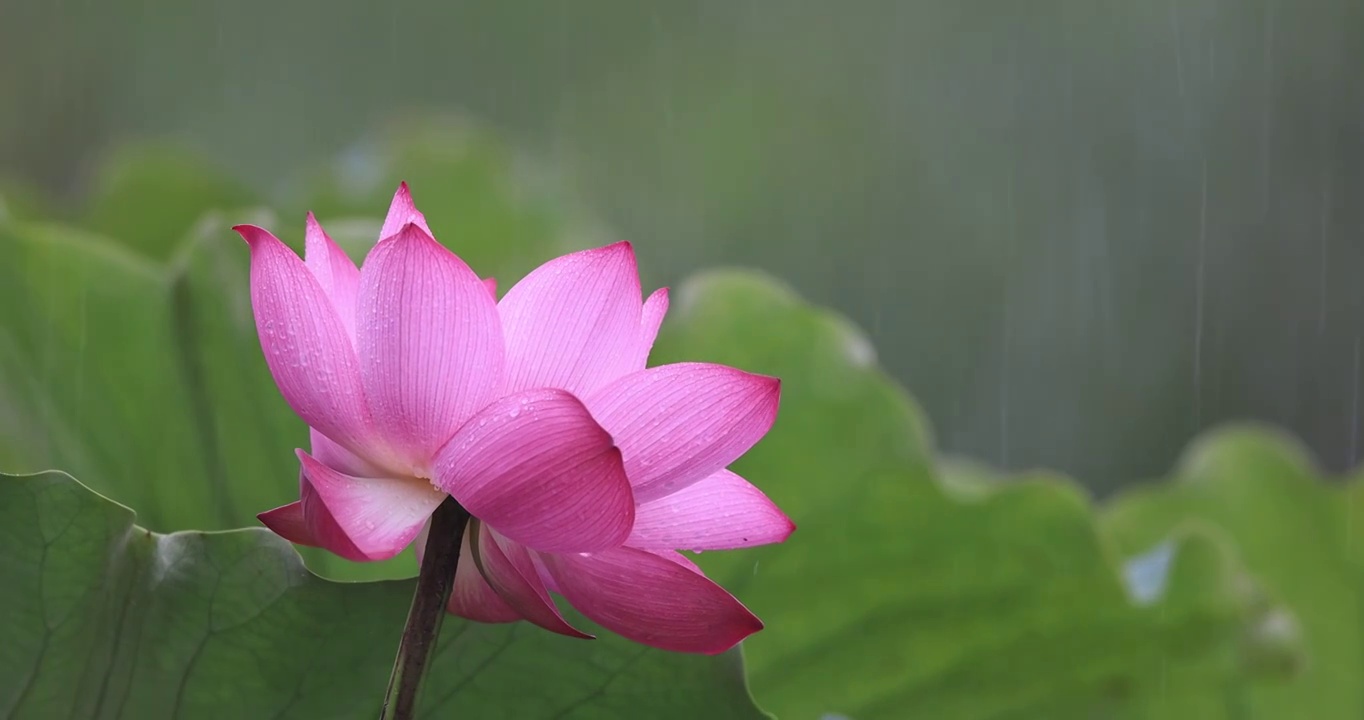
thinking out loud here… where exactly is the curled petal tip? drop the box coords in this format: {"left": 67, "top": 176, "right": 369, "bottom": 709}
{"left": 233, "top": 225, "right": 292, "bottom": 254}
{"left": 232, "top": 223, "right": 271, "bottom": 245}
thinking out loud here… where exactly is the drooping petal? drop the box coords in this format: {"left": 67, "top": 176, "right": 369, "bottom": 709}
{"left": 434, "top": 524, "right": 522, "bottom": 623}
{"left": 432, "top": 388, "right": 634, "bottom": 554}
{"left": 471, "top": 524, "right": 591, "bottom": 638}
{"left": 257, "top": 471, "right": 370, "bottom": 563}
{"left": 257, "top": 501, "right": 312, "bottom": 545}
{"left": 235, "top": 224, "right": 377, "bottom": 460}
{"left": 303, "top": 212, "right": 360, "bottom": 339}
{"left": 378, "top": 182, "right": 432, "bottom": 241}
{"left": 482, "top": 277, "right": 497, "bottom": 298}
{"left": 587, "top": 363, "right": 781, "bottom": 503}
{"left": 541, "top": 546, "right": 762, "bottom": 654}
{"left": 356, "top": 223, "right": 504, "bottom": 471}
{"left": 279, "top": 430, "right": 384, "bottom": 562}
{"left": 297, "top": 473, "right": 370, "bottom": 562}
{"left": 629, "top": 287, "right": 669, "bottom": 369}
{"left": 498, "top": 242, "right": 643, "bottom": 397}
{"left": 297, "top": 449, "right": 445, "bottom": 561}
{"left": 628, "top": 469, "right": 795, "bottom": 551}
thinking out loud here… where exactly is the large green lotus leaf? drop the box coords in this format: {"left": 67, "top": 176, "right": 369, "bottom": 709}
{"left": 83, "top": 142, "right": 258, "bottom": 261}
{"left": 0, "top": 470, "right": 767, "bottom": 720}
{"left": 649, "top": 271, "right": 1296, "bottom": 719}
{"left": 1103, "top": 426, "right": 1359, "bottom": 718}
{"left": 289, "top": 115, "right": 603, "bottom": 284}
{"left": 0, "top": 222, "right": 216, "bottom": 530}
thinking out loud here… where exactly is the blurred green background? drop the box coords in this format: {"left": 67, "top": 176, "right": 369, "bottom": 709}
{"left": 7, "top": 0, "right": 1364, "bottom": 492}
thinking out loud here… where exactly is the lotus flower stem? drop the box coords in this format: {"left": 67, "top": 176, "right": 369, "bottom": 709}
{"left": 379, "top": 496, "right": 471, "bottom": 720}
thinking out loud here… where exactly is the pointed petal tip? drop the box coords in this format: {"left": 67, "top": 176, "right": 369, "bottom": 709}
{"left": 544, "top": 547, "right": 764, "bottom": 654}
{"left": 545, "top": 622, "right": 596, "bottom": 640}
{"left": 257, "top": 502, "right": 314, "bottom": 546}
{"left": 389, "top": 220, "right": 438, "bottom": 245}
{"left": 723, "top": 617, "right": 765, "bottom": 653}
{"left": 699, "top": 608, "right": 764, "bottom": 655}
{"left": 755, "top": 373, "right": 783, "bottom": 413}
{"left": 373, "top": 218, "right": 439, "bottom": 249}
{"left": 573, "top": 240, "right": 634, "bottom": 261}
{"left": 548, "top": 620, "right": 597, "bottom": 640}
{"left": 232, "top": 224, "right": 273, "bottom": 246}
{"left": 601, "top": 240, "right": 636, "bottom": 263}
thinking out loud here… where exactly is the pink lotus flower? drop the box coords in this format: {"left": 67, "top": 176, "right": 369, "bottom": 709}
{"left": 241, "top": 184, "right": 793, "bottom": 654}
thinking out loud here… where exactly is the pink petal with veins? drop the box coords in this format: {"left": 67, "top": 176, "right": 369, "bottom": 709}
{"left": 356, "top": 223, "right": 504, "bottom": 470}
{"left": 236, "top": 224, "right": 378, "bottom": 463}
{"left": 432, "top": 388, "right": 633, "bottom": 554}
{"left": 628, "top": 469, "right": 794, "bottom": 551}
{"left": 630, "top": 287, "right": 669, "bottom": 369}
{"left": 498, "top": 242, "right": 643, "bottom": 397}
{"left": 472, "top": 525, "right": 591, "bottom": 638}
{"left": 302, "top": 213, "right": 360, "bottom": 340}
{"left": 541, "top": 546, "right": 762, "bottom": 654}
{"left": 587, "top": 363, "right": 780, "bottom": 503}
{"left": 428, "top": 523, "right": 523, "bottom": 623}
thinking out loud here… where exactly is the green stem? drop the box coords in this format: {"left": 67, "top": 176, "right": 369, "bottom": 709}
{"left": 379, "top": 496, "right": 471, "bottom": 720}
